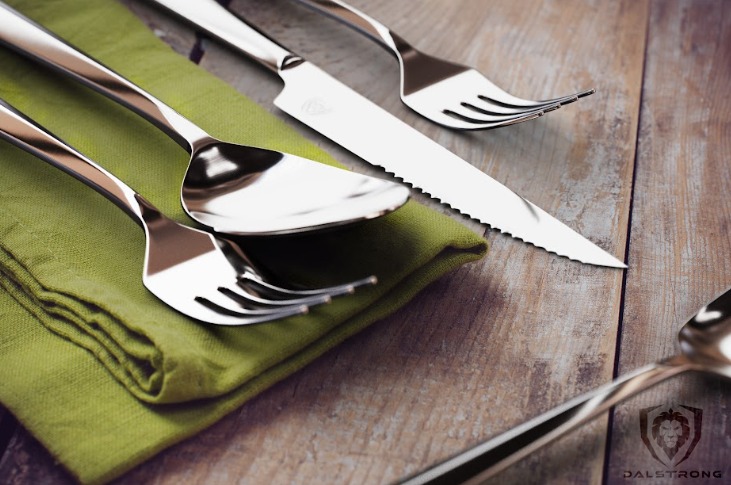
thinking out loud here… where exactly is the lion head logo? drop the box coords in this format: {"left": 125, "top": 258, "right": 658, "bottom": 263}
{"left": 640, "top": 405, "right": 702, "bottom": 468}
{"left": 652, "top": 409, "right": 691, "bottom": 459}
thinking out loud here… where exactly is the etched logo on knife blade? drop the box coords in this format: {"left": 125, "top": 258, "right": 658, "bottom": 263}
{"left": 302, "top": 97, "right": 333, "bottom": 116}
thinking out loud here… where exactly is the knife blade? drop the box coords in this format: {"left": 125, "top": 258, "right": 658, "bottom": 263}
{"left": 148, "top": 0, "right": 626, "bottom": 268}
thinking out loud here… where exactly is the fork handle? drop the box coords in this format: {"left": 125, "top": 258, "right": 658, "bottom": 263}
{"left": 0, "top": 96, "right": 151, "bottom": 225}
{"left": 147, "top": 0, "right": 302, "bottom": 74}
{"left": 0, "top": 2, "right": 209, "bottom": 151}
{"left": 401, "top": 355, "right": 694, "bottom": 485}
{"left": 292, "top": 0, "right": 411, "bottom": 59}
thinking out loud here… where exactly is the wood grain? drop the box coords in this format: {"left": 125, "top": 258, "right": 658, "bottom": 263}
{"left": 604, "top": 1, "right": 731, "bottom": 483}
{"left": 0, "top": 0, "right": 695, "bottom": 484}
{"left": 0, "top": 426, "right": 72, "bottom": 485}
{"left": 0, "top": 406, "right": 18, "bottom": 480}
{"left": 115, "top": 1, "right": 638, "bottom": 484}
{"left": 186, "top": 2, "right": 644, "bottom": 484}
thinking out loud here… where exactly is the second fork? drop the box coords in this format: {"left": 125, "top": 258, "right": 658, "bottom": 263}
{"left": 293, "top": 0, "right": 594, "bottom": 130}
{"left": 0, "top": 96, "right": 377, "bottom": 325}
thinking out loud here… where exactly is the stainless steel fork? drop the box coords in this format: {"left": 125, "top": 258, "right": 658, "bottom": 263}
{"left": 293, "top": 0, "right": 595, "bottom": 130}
{"left": 0, "top": 97, "right": 377, "bottom": 325}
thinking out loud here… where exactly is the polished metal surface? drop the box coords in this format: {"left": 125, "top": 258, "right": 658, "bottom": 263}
{"left": 0, "top": 2, "right": 409, "bottom": 236}
{"left": 0, "top": 97, "right": 377, "bottom": 325}
{"left": 401, "top": 288, "right": 731, "bottom": 484}
{"left": 293, "top": 0, "right": 594, "bottom": 130}
{"left": 145, "top": 0, "right": 625, "bottom": 268}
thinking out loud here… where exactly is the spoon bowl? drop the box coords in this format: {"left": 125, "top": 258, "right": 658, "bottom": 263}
{"left": 679, "top": 289, "right": 731, "bottom": 379}
{"left": 0, "top": 3, "right": 410, "bottom": 236}
{"left": 183, "top": 140, "right": 409, "bottom": 235}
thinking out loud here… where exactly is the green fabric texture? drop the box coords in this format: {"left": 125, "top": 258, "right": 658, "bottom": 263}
{"left": 0, "top": 0, "right": 487, "bottom": 483}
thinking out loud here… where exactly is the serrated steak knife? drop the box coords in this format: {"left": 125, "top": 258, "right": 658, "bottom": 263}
{"left": 148, "top": 0, "right": 625, "bottom": 268}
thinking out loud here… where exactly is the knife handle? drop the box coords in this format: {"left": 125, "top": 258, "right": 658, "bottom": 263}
{"left": 293, "top": 0, "right": 407, "bottom": 59}
{"left": 0, "top": 2, "right": 209, "bottom": 151}
{"left": 400, "top": 357, "right": 693, "bottom": 485}
{"left": 147, "top": 0, "right": 302, "bottom": 73}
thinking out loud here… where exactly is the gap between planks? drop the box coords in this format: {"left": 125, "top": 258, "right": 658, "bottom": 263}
{"left": 188, "top": 0, "right": 234, "bottom": 64}
{"left": 599, "top": 4, "right": 653, "bottom": 484}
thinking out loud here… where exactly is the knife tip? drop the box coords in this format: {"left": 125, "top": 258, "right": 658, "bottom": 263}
{"left": 575, "top": 253, "right": 627, "bottom": 269}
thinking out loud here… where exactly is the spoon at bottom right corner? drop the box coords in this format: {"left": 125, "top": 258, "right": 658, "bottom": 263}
{"left": 401, "top": 287, "right": 731, "bottom": 485}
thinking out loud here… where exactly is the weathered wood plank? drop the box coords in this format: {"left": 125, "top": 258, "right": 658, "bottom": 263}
{"left": 0, "top": 426, "right": 74, "bottom": 485}
{"left": 182, "top": 2, "right": 643, "bottom": 485}
{"left": 605, "top": 1, "right": 731, "bottom": 483}
{"left": 62, "top": 1, "right": 642, "bottom": 484}
{"left": 0, "top": 0, "right": 649, "bottom": 484}
{"left": 0, "top": 408, "right": 19, "bottom": 481}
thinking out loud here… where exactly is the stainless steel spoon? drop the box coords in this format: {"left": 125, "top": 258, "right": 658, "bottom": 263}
{"left": 0, "top": 2, "right": 409, "bottom": 236}
{"left": 403, "top": 287, "right": 731, "bottom": 484}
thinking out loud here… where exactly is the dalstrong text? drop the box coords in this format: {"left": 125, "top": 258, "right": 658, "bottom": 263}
{"left": 623, "top": 470, "right": 723, "bottom": 479}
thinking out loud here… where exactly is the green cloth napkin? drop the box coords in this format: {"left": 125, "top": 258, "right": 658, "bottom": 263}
{"left": 0, "top": 0, "right": 487, "bottom": 483}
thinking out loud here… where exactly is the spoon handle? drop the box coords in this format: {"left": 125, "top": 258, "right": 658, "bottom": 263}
{"left": 402, "top": 356, "right": 693, "bottom": 485}
{"left": 0, "top": 96, "right": 150, "bottom": 225}
{"left": 0, "top": 2, "right": 209, "bottom": 150}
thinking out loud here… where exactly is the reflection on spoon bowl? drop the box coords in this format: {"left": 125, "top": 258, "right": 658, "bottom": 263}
{"left": 183, "top": 141, "right": 409, "bottom": 235}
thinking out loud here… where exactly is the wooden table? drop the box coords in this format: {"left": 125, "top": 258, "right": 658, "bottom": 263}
{"left": 1, "top": 0, "right": 729, "bottom": 483}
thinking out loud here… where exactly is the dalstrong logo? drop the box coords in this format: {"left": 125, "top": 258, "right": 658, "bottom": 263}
{"left": 301, "top": 97, "right": 333, "bottom": 116}
{"left": 623, "top": 404, "right": 723, "bottom": 479}
{"left": 639, "top": 404, "right": 702, "bottom": 468}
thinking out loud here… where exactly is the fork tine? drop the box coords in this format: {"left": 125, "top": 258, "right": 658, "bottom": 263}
{"left": 472, "top": 97, "right": 565, "bottom": 115}
{"left": 478, "top": 88, "right": 595, "bottom": 111}
{"left": 477, "top": 94, "right": 577, "bottom": 111}
{"left": 240, "top": 273, "right": 377, "bottom": 299}
{"left": 187, "top": 300, "right": 309, "bottom": 326}
{"left": 222, "top": 281, "right": 333, "bottom": 308}
{"left": 197, "top": 291, "right": 310, "bottom": 316}
{"left": 215, "top": 237, "right": 377, "bottom": 301}
{"left": 441, "top": 107, "right": 546, "bottom": 130}
{"left": 460, "top": 101, "right": 560, "bottom": 119}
